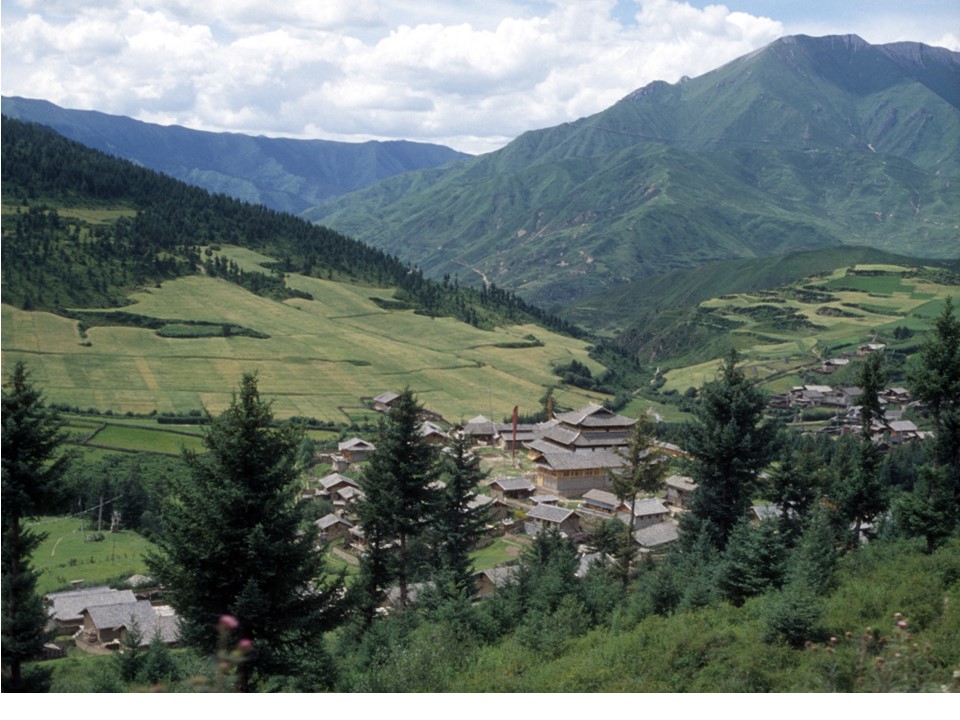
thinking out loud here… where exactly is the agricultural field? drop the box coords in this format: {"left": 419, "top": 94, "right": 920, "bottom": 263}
{"left": 659, "top": 265, "right": 959, "bottom": 394}
{"left": 28, "top": 516, "right": 157, "bottom": 596}
{"left": 2, "top": 247, "right": 607, "bottom": 423}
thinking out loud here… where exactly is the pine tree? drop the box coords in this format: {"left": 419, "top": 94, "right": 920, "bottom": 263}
{"left": 355, "top": 389, "right": 439, "bottom": 611}
{"left": 2, "top": 362, "right": 70, "bottom": 692}
{"left": 899, "top": 297, "right": 960, "bottom": 548}
{"left": 611, "top": 414, "right": 668, "bottom": 587}
{"left": 837, "top": 352, "right": 888, "bottom": 547}
{"left": 431, "top": 429, "right": 488, "bottom": 599}
{"left": 717, "top": 519, "right": 787, "bottom": 606}
{"left": 681, "top": 350, "right": 778, "bottom": 550}
{"left": 146, "top": 373, "right": 343, "bottom": 686}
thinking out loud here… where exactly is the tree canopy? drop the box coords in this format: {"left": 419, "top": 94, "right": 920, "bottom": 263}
{"left": 146, "top": 373, "right": 343, "bottom": 688}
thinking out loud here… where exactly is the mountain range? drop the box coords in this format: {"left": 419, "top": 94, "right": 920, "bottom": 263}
{"left": 0, "top": 96, "right": 468, "bottom": 215}
{"left": 4, "top": 34, "right": 958, "bottom": 317}
{"left": 310, "top": 34, "right": 960, "bottom": 308}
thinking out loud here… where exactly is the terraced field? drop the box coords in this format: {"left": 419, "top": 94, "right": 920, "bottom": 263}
{"left": 660, "top": 265, "right": 958, "bottom": 394}
{"left": 2, "top": 247, "right": 606, "bottom": 423}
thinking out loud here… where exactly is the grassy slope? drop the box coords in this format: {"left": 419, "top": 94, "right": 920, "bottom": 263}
{"left": 2, "top": 246, "right": 606, "bottom": 422}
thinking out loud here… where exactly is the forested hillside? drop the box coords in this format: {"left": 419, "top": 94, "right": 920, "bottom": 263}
{"left": 1, "top": 96, "right": 469, "bottom": 215}
{"left": 0, "top": 116, "right": 577, "bottom": 337}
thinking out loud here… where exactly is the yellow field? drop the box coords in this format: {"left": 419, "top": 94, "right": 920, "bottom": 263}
{"left": 2, "top": 266, "right": 605, "bottom": 422}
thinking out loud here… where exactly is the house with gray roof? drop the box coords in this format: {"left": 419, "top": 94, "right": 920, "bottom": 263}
{"left": 665, "top": 474, "right": 697, "bottom": 508}
{"left": 534, "top": 448, "right": 623, "bottom": 498}
{"left": 48, "top": 588, "right": 138, "bottom": 634}
{"left": 79, "top": 600, "right": 180, "bottom": 649}
{"left": 620, "top": 497, "right": 670, "bottom": 529}
{"left": 316, "top": 513, "right": 354, "bottom": 543}
{"left": 338, "top": 438, "right": 376, "bottom": 463}
{"left": 633, "top": 522, "right": 680, "bottom": 555}
{"left": 473, "top": 565, "right": 520, "bottom": 599}
{"left": 464, "top": 415, "right": 499, "bottom": 446}
{"left": 372, "top": 391, "right": 400, "bottom": 413}
{"left": 524, "top": 503, "right": 581, "bottom": 536}
{"left": 489, "top": 476, "right": 535, "bottom": 500}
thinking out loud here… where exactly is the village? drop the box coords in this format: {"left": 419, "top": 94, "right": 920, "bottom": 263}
{"left": 43, "top": 357, "right": 932, "bottom": 660}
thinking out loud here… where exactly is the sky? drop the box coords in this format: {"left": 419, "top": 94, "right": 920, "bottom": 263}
{"left": 2, "top": 0, "right": 958, "bottom": 154}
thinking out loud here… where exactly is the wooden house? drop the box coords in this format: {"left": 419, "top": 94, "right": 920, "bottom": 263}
{"left": 372, "top": 391, "right": 400, "bottom": 413}
{"left": 47, "top": 587, "right": 137, "bottom": 635}
{"left": 489, "top": 476, "right": 535, "bottom": 501}
{"left": 665, "top": 474, "right": 697, "bottom": 508}
{"left": 524, "top": 503, "right": 581, "bottom": 536}
{"left": 316, "top": 513, "right": 354, "bottom": 543}
{"left": 464, "top": 415, "right": 499, "bottom": 446}
{"left": 473, "top": 565, "right": 520, "bottom": 599}
{"left": 419, "top": 420, "right": 450, "bottom": 445}
{"left": 537, "top": 403, "right": 635, "bottom": 453}
{"left": 338, "top": 438, "right": 376, "bottom": 463}
{"left": 533, "top": 448, "right": 623, "bottom": 498}
{"left": 633, "top": 521, "right": 680, "bottom": 555}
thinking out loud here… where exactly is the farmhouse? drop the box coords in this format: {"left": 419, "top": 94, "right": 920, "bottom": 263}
{"left": 533, "top": 448, "right": 623, "bottom": 498}
{"left": 489, "top": 476, "right": 535, "bottom": 501}
{"left": 524, "top": 503, "right": 581, "bottom": 536}
{"left": 372, "top": 391, "right": 400, "bottom": 413}
{"left": 338, "top": 438, "right": 376, "bottom": 463}
{"left": 665, "top": 474, "right": 697, "bottom": 508}
{"left": 633, "top": 522, "right": 680, "bottom": 555}
{"left": 579, "top": 489, "right": 622, "bottom": 516}
{"left": 79, "top": 600, "right": 179, "bottom": 650}
{"left": 464, "top": 415, "right": 499, "bottom": 446}
{"left": 473, "top": 565, "right": 520, "bottom": 599}
{"left": 621, "top": 497, "right": 670, "bottom": 529}
{"left": 419, "top": 420, "right": 450, "bottom": 445}
{"left": 316, "top": 513, "right": 354, "bottom": 543}
{"left": 495, "top": 422, "right": 540, "bottom": 452}
{"left": 317, "top": 473, "right": 358, "bottom": 497}
{"left": 47, "top": 587, "right": 137, "bottom": 634}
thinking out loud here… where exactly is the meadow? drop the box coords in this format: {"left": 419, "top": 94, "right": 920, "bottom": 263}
{"left": 2, "top": 245, "right": 607, "bottom": 423}
{"left": 28, "top": 516, "right": 158, "bottom": 596}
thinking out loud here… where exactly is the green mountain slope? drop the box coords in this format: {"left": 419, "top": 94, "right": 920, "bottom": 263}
{"left": 310, "top": 35, "right": 960, "bottom": 308}
{"left": 1, "top": 96, "right": 469, "bottom": 215}
{"left": 1, "top": 117, "right": 609, "bottom": 421}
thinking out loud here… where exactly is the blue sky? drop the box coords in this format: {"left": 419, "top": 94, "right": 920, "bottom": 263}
{"left": 2, "top": 1, "right": 957, "bottom": 153}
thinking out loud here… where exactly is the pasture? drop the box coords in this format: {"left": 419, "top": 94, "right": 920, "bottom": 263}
{"left": 28, "top": 516, "right": 157, "bottom": 596}
{"left": 2, "top": 250, "right": 606, "bottom": 422}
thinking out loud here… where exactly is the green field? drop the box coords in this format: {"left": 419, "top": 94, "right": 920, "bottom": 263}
{"left": 2, "top": 247, "right": 607, "bottom": 422}
{"left": 28, "top": 516, "right": 157, "bottom": 596}
{"left": 660, "top": 266, "right": 959, "bottom": 394}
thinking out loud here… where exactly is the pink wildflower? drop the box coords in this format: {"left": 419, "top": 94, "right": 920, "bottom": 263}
{"left": 219, "top": 614, "right": 239, "bottom": 630}
{"left": 897, "top": 620, "right": 907, "bottom": 629}
{"left": 237, "top": 638, "right": 254, "bottom": 652}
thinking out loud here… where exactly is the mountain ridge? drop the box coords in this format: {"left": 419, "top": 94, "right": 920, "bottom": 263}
{"left": 310, "top": 34, "right": 960, "bottom": 308}
{"left": 0, "top": 95, "right": 469, "bottom": 215}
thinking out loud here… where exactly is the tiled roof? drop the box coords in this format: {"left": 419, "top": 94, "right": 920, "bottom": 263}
{"left": 526, "top": 504, "right": 575, "bottom": 524}
{"left": 491, "top": 477, "right": 535, "bottom": 492}
{"left": 633, "top": 522, "right": 680, "bottom": 548}
{"left": 554, "top": 404, "right": 636, "bottom": 429}
{"left": 535, "top": 449, "right": 623, "bottom": 472}
{"left": 50, "top": 589, "right": 137, "bottom": 623}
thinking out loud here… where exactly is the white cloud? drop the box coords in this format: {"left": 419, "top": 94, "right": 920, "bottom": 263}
{"left": 1, "top": 0, "right": 955, "bottom": 154}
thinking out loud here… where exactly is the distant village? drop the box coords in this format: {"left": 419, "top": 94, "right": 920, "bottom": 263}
{"left": 44, "top": 342, "right": 932, "bottom": 657}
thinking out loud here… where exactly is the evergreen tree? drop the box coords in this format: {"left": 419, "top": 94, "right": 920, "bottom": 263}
{"left": 717, "top": 519, "right": 787, "bottom": 606}
{"left": 2, "top": 362, "right": 70, "bottom": 692}
{"left": 611, "top": 414, "right": 668, "bottom": 587}
{"left": 355, "top": 389, "right": 439, "bottom": 611}
{"left": 784, "top": 507, "right": 839, "bottom": 596}
{"left": 837, "top": 352, "right": 888, "bottom": 547}
{"left": 431, "top": 429, "right": 489, "bottom": 599}
{"left": 681, "top": 350, "right": 778, "bottom": 550}
{"left": 146, "top": 373, "right": 343, "bottom": 686}
{"left": 767, "top": 438, "right": 819, "bottom": 545}
{"left": 899, "top": 298, "right": 960, "bottom": 548}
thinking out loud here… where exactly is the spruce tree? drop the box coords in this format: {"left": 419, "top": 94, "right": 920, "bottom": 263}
{"left": 2, "top": 362, "right": 70, "bottom": 692}
{"left": 431, "top": 429, "right": 488, "bottom": 599}
{"left": 611, "top": 414, "right": 668, "bottom": 587}
{"left": 681, "top": 350, "right": 777, "bottom": 550}
{"left": 146, "top": 373, "right": 343, "bottom": 686}
{"left": 355, "top": 389, "right": 439, "bottom": 611}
